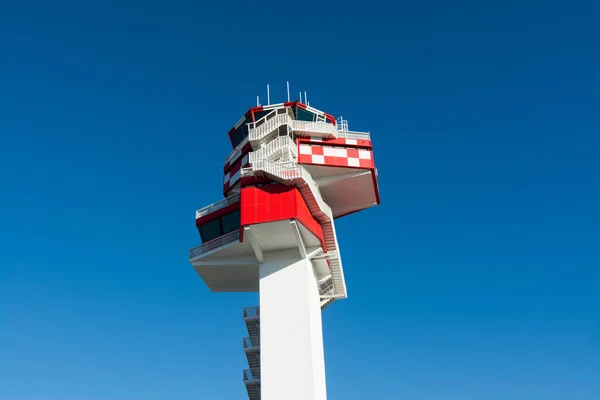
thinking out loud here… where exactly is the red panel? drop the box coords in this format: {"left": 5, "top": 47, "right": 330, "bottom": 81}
{"left": 346, "top": 148, "right": 359, "bottom": 158}
{"left": 324, "top": 113, "right": 336, "bottom": 125}
{"left": 249, "top": 106, "right": 265, "bottom": 122}
{"left": 311, "top": 146, "right": 324, "bottom": 155}
{"left": 240, "top": 185, "right": 326, "bottom": 250}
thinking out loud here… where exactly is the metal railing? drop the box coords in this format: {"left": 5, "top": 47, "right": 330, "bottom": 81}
{"left": 243, "top": 306, "right": 260, "bottom": 319}
{"left": 243, "top": 368, "right": 261, "bottom": 382}
{"left": 249, "top": 108, "right": 352, "bottom": 143}
{"left": 188, "top": 230, "right": 240, "bottom": 259}
{"left": 249, "top": 135, "right": 298, "bottom": 162}
{"left": 243, "top": 336, "right": 260, "bottom": 349}
{"left": 338, "top": 130, "right": 371, "bottom": 141}
{"left": 336, "top": 116, "right": 371, "bottom": 140}
{"left": 195, "top": 193, "right": 240, "bottom": 219}
{"left": 318, "top": 277, "right": 334, "bottom": 296}
{"left": 293, "top": 119, "right": 339, "bottom": 137}
{"left": 249, "top": 113, "right": 291, "bottom": 142}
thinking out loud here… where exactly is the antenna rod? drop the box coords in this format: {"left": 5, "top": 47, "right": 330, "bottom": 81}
{"left": 304, "top": 91, "right": 308, "bottom": 106}
{"left": 267, "top": 84, "right": 270, "bottom": 105}
{"left": 257, "top": 96, "right": 260, "bottom": 107}
{"left": 299, "top": 92, "right": 302, "bottom": 103}
{"left": 287, "top": 81, "right": 290, "bottom": 102}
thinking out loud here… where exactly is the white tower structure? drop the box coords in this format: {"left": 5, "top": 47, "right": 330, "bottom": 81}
{"left": 189, "top": 99, "right": 380, "bottom": 400}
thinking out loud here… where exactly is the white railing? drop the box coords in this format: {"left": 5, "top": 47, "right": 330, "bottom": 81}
{"left": 249, "top": 109, "right": 347, "bottom": 143}
{"left": 340, "top": 130, "right": 371, "bottom": 140}
{"left": 195, "top": 193, "right": 240, "bottom": 219}
{"left": 293, "top": 120, "right": 339, "bottom": 137}
{"left": 337, "top": 130, "right": 371, "bottom": 141}
{"left": 318, "top": 277, "right": 334, "bottom": 297}
{"left": 189, "top": 230, "right": 240, "bottom": 259}
{"left": 249, "top": 113, "right": 291, "bottom": 142}
{"left": 249, "top": 136, "right": 297, "bottom": 162}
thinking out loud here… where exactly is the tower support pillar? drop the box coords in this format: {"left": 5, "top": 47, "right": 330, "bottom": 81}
{"left": 259, "top": 249, "right": 327, "bottom": 400}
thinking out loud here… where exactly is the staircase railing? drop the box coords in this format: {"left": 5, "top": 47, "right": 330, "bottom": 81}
{"left": 248, "top": 109, "right": 291, "bottom": 142}
{"left": 243, "top": 336, "right": 261, "bottom": 349}
{"left": 250, "top": 108, "right": 357, "bottom": 143}
{"left": 243, "top": 368, "right": 261, "bottom": 382}
{"left": 318, "top": 276, "right": 334, "bottom": 296}
{"left": 243, "top": 306, "right": 260, "bottom": 319}
{"left": 249, "top": 135, "right": 297, "bottom": 162}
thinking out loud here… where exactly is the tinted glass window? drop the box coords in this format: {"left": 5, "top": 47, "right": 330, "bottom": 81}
{"left": 199, "top": 219, "right": 221, "bottom": 242}
{"left": 221, "top": 210, "right": 241, "bottom": 234}
{"left": 231, "top": 125, "right": 248, "bottom": 147}
{"left": 297, "top": 108, "right": 316, "bottom": 122}
{"left": 253, "top": 110, "right": 269, "bottom": 121}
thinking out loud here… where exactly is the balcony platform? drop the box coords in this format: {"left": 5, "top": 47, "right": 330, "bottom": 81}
{"left": 189, "top": 220, "right": 328, "bottom": 292}
{"left": 305, "top": 164, "right": 379, "bottom": 218}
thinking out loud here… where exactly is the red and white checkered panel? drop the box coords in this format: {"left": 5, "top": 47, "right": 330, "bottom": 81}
{"left": 224, "top": 142, "right": 252, "bottom": 172}
{"left": 223, "top": 154, "right": 249, "bottom": 194}
{"left": 298, "top": 143, "right": 374, "bottom": 169}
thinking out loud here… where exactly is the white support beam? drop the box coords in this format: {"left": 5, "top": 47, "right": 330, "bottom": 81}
{"left": 259, "top": 249, "right": 327, "bottom": 399}
{"left": 290, "top": 220, "right": 307, "bottom": 258}
{"left": 244, "top": 227, "right": 264, "bottom": 263}
{"left": 311, "top": 251, "right": 339, "bottom": 261}
{"left": 306, "top": 246, "right": 323, "bottom": 260}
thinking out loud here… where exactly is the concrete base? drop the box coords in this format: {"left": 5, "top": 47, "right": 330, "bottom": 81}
{"left": 259, "top": 249, "right": 327, "bottom": 400}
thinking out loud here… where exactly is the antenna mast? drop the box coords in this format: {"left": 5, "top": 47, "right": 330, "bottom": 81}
{"left": 267, "top": 84, "right": 270, "bottom": 105}
{"left": 287, "top": 81, "right": 290, "bottom": 102}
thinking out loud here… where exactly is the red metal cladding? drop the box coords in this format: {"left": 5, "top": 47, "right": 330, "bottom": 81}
{"left": 240, "top": 184, "right": 326, "bottom": 251}
{"left": 324, "top": 113, "right": 336, "bottom": 125}
{"left": 298, "top": 142, "right": 374, "bottom": 169}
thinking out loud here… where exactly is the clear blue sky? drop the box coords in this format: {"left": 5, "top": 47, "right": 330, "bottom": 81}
{"left": 1, "top": 1, "right": 598, "bottom": 399}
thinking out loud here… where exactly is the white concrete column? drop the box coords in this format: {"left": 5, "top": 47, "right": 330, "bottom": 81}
{"left": 259, "top": 249, "right": 327, "bottom": 400}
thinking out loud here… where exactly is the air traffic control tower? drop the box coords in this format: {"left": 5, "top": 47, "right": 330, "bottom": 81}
{"left": 188, "top": 94, "right": 380, "bottom": 400}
